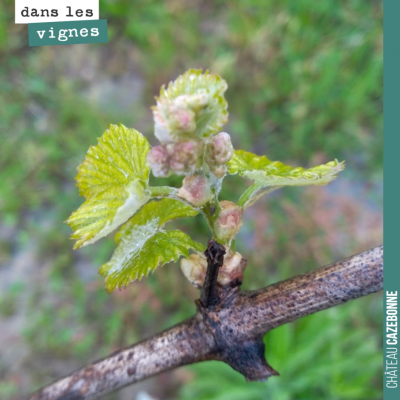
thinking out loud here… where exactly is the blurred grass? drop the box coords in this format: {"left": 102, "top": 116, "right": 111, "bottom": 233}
{"left": 0, "top": 0, "right": 382, "bottom": 399}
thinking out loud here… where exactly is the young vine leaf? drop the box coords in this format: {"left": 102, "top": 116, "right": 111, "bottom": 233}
{"left": 67, "top": 124, "right": 151, "bottom": 249}
{"left": 228, "top": 150, "right": 345, "bottom": 208}
{"left": 99, "top": 198, "right": 204, "bottom": 292}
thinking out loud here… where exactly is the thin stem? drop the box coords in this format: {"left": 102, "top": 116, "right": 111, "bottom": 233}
{"left": 237, "top": 183, "right": 280, "bottom": 208}
{"left": 148, "top": 186, "right": 179, "bottom": 198}
{"left": 201, "top": 199, "right": 222, "bottom": 240}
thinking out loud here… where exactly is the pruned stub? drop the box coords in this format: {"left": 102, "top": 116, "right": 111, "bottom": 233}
{"left": 200, "top": 239, "right": 226, "bottom": 307}
{"left": 197, "top": 286, "right": 279, "bottom": 381}
{"left": 197, "top": 239, "right": 279, "bottom": 381}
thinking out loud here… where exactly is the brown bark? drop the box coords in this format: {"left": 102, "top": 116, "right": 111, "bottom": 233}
{"left": 26, "top": 245, "right": 383, "bottom": 400}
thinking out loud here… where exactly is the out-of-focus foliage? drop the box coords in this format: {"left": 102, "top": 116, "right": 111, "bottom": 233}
{"left": 0, "top": 0, "right": 383, "bottom": 219}
{"left": 0, "top": 0, "right": 382, "bottom": 399}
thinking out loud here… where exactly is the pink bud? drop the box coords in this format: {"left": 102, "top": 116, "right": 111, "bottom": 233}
{"left": 181, "top": 248, "right": 246, "bottom": 288}
{"left": 210, "top": 164, "right": 228, "bottom": 179}
{"left": 153, "top": 110, "right": 174, "bottom": 143}
{"left": 180, "top": 253, "right": 207, "bottom": 288}
{"left": 214, "top": 201, "right": 243, "bottom": 241}
{"left": 168, "top": 104, "right": 196, "bottom": 134}
{"left": 205, "top": 132, "right": 233, "bottom": 167}
{"left": 178, "top": 174, "right": 213, "bottom": 206}
{"left": 167, "top": 140, "right": 203, "bottom": 175}
{"left": 217, "top": 248, "right": 247, "bottom": 286}
{"left": 147, "top": 146, "right": 170, "bottom": 177}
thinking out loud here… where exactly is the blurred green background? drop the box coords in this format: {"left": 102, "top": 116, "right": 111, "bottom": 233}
{"left": 0, "top": 0, "right": 383, "bottom": 399}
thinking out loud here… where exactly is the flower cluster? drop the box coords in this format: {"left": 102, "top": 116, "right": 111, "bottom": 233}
{"left": 204, "top": 132, "right": 234, "bottom": 178}
{"left": 147, "top": 140, "right": 203, "bottom": 177}
{"left": 147, "top": 70, "right": 231, "bottom": 178}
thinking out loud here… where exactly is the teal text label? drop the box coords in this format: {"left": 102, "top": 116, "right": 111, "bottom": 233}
{"left": 28, "top": 19, "right": 108, "bottom": 46}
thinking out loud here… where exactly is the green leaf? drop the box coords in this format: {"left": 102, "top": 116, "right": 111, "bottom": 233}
{"left": 67, "top": 124, "right": 151, "bottom": 249}
{"left": 100, "top": 198, "right": 204, "bottom": 292}
{"left": 115, "top": 197, "right": 199, "bottom": 242}
{"left": 228, "top": 150, "right": 345, "bottom": 208}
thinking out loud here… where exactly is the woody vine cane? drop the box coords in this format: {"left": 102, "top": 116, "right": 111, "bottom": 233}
{"left": 27, "top": 245, "right": 383, "bottom": 400}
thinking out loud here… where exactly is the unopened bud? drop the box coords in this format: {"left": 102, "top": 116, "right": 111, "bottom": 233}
{"left": 178, "top": 174, "right": 213, "bottom": 206}
{"left": 180, "top": 253, "right": 207, "bottom": 288}
{"left": 209, "top": 164, "right": 228, "bottom": 179}
{"left": 205, "top": 132, "right": 233, "bottom": 167}
{"left": 153, "top": 111, "right": 174, "bottom": 143}
{"left": 168, "top": 104, "right": 196, "bottom": 134}
{"left": 214, "top": 201, "right": 243, "bottom": 241}
{"left": 153, "top": 70, "right": 228, "bottom": 142}
{"left": 147, "top": 146, "right": 170, "bottom": 177}
{"left": 167, "top": 140, "right": 203, "bottom": 175}
{"left": 181, "top": 248, "right": 246, "bottom": 288}
{"left": 217, "top": 248, "right": 247, "bottom": 286}
{"left": 175, "top": 91, "right": 209, "bottom": 111}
